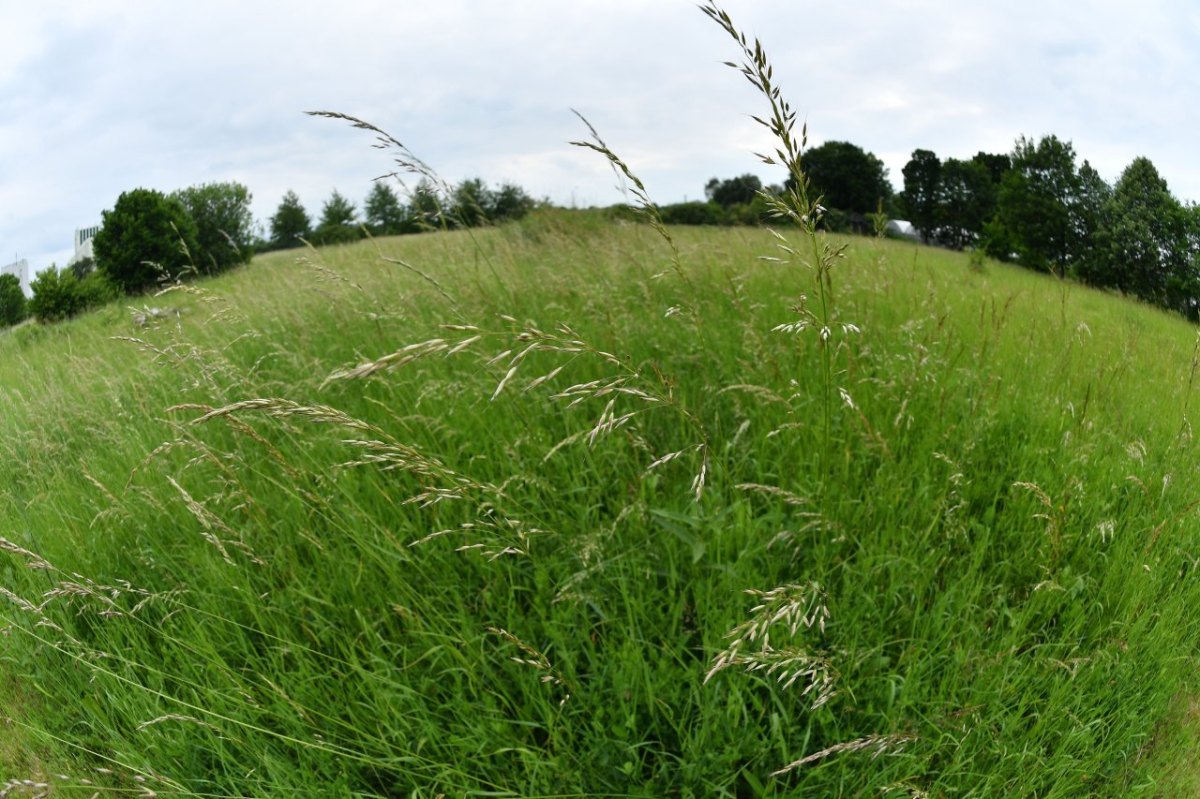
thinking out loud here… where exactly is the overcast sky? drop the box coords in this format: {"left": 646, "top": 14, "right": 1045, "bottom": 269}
{"left": 3, "top": 1, "right": 1199, "bottom": 272}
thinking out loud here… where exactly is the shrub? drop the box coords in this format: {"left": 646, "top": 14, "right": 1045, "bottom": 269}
{"left": 28, "top": 266, "right": 83, "bottom": 322}
{"left": 94, "top": 188, "right": 201, "bottom": 294}
{"left": 659, "top": 200, "right": 726, "bottom": 226}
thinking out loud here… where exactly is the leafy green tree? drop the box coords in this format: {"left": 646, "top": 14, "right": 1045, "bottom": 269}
{"left": 68, "top": 256, "right": 96, "bottom": 281}
{"left": 315, "top": 189, "right": 361, "bottom": 245}
{"left": 704, "top": 174, "right": 762, "bottom": 208}
{"left": 934, "top": 158, "right": 993, "bottom": 250}
{"left": 972, "top": 151, "right": 1012, "bottom": 185}
{"left": 269, "top": 191, "right": 312, "bottom": 249}
{"left": 172, "top": 182, "right": 255, "bottom": 274}
{"left": 899, "top": 149, "right": 941, "bottom": 242}
{"left": 452, "top": 178, "right": 492, "bottom": 227}
{"left": 0, "top": 273, "right": 27, "bottom": 327}
{"left": 1066, "top": 161, "right": 1112, "bottom": 281}
{"left": 985, "top": 135, "right": 1085, "bottom": 272}
{"left": 1082, "top": 157, "right": 1190, "bottom": 307}
{"left": 93, "top": 188, "right": 201, "bottom": 294}
{"left": 406, "top": 180, "right": 444, "bottom": 231}
{"left": 489, "top": 182, "right": 536, "bottom": 221}
{"left": 796, "top": 140, "right": 893, "bottom": 215}
{"left": 364, "top": 181, "right": 407, "bottom": 235}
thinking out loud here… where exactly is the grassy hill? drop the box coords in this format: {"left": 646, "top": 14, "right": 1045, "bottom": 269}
{"left": 2, "top": 212, "right": 1199, "bottom": 796}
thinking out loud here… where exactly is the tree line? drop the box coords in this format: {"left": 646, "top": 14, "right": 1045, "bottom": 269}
{"left": 0, "top": 177, "right": 538, "bottom": 327}
{"left": 262, "top": 178, "right": 536, "bottom": 251}
{"left": 670, "top": 136, "right": 1200, "bottom": 319}
{"left": 900, "top": 136, "right": 1200, "bottom": 317}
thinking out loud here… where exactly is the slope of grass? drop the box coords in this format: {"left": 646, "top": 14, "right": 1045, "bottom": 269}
{"left": 1, "top": 214, "right": 1199, "bottom": 796}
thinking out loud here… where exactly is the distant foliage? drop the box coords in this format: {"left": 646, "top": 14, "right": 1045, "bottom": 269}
{"left": 0, "top": 273, "right": 27, "bottom": 327}
{"left": 985, "top": 135, "right": 1093, "bottom": 272}
{"left": 314, "top": 189, "right": 361, "bottom": 245}
{"left": 450, "top": 177, "right": 536, "bottom": 228}
{"left": 28, "top": 266, "right": 118, "bottom": 323}
{"left": 705, "top": 174, "right": 762, "bottom": 207}
{"left": 659, "top": 201, "right": 726, "bottom": 226}
{"left": 173, "top": 181, "right": 255, "bottom": 274}
{"left": 68, "top": 256, "right": 96, "bottom": 281}
{"left": 93, "top": 188, "right": 201, "bottom": 294}
{"left": 796, "top": 140, "right": 893, "bottom": 215}
{"left": 363, "top": 181, "right": 407, "bottom": 235}
{"left": 268, "top": 190, "right": 312, "bottom": 249}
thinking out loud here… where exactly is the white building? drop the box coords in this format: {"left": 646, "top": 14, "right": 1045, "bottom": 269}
{"left": 70, "top": 224, "right": 101, "bottom": 265}
{"left": 1, "top": 258, "right": 30, "bottom": 297}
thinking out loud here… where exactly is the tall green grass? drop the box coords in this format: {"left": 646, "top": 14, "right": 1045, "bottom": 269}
{"left": 4, "top": 5, "right": 1200, "bottom": 795}
{"left": 1, "top": 214, "right": 1199, "bottom": 796}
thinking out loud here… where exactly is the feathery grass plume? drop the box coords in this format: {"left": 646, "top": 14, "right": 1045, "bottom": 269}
{"left": 305, "top": 110, "right": 453, "bottom": 224}
{"left": 701, "top": 0, "right": 856, "bottom": 480}
{"left": 705, "top": 582, "right": 835, "bottom": 708}
{"left": 488, "top": 626, "right": 574, "bottom": 705}
{"left": 770, "top": 732, "right": 917, "bottom": 776}
{"left": 568, "top": 109, "right": 688, "bottom": 288}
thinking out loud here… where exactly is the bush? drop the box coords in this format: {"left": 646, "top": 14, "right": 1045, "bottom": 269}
{"left": 28, "top": 266, "right": 83, "bottom": 322}
{"left": 94, "top": 188, "right": 201, "bottom": 294}
{"left": 659, "top": 201, "right": 726, "bottom": 226}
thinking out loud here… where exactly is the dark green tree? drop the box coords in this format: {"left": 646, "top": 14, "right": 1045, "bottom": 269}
{"left": 406, "top": 180, "right": 444, "bottom": 230}
{"left": 489, "top": 182, "right": 536, "bottom": 221}
{"left": 452, "top": 178, "right": 492, "bottom": 227}
{"left": 899, "top": 149, "right": 941, "bottom": 242}
{"left": 1066, "top": 161, "right": 1112, "bottom": 282}
{"left": 795, "top": 140, "right": 893, "bottom": 215}
{"left": 269, "top": 191, "right": 312, "bottom": 249}
{"left": 985, "top": 135, "right": 1084, "bottom": 272}
{"left": 704, "top": 174, "right": 762, "bottom": 208}
{"left": 68, "top": 256, "right": 96, "bottom": 281}
{"left": 0, "top": 273, "right": 27, "bottom": 327}
{"left": 934, "top": 158, "right": 993, "bottom": 250}
{"left": 364, "top": 181, "right": 407, "bottom": 235}
{"left": 315, "top": 189, "right": 361, "bottom": 245}
{"left": 1083, "top": 157, "right": 1190, "bottom": 307}
{"left": 93, "top": 188, "right": 201, "bottom": 294}
{"left": 172, "top": 182, "right": 255, "bottom": 274}
{"left": 972, "top": 151, "right": 1012, "bottom": 185}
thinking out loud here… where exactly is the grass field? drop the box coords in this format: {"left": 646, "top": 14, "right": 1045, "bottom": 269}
{"left": 1, "top": 211, "right": 1199, "bottom": 796}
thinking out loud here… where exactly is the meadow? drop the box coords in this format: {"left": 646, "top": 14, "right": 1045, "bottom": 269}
{"left": 0, "top": 208, "right": 1199, "bottom": 796}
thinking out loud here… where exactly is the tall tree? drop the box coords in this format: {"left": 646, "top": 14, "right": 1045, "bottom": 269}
{"left": 173, "top": 182, "right": 255, "bottom": 274}
{"left": 315, "top": 189, "right": 360, "bottom": 245}
{"left": 935, "top": 158, "right": 993, "bottom": 250}
{"left": 1086, "top": 157, "right": 1190, "bottom": 307}
{"left": 269, "top": 191, "right": 311, "bottom": 249}
{"left": 985, "top": 135, "right": 1085, "bottom": 272}
{"left": 452, "top": 178, "right": 492, "bottom": 227}
{"left": 900, "top": 149, "right": 941, "bottom": 242}
{"left": 795, "top": 140, "right": 893, "bottom": 215}
{"left": 364, "top": 181, "right": 406, "bottom": 236}
{"left": 0, "top": 273, "right": 27, "bottom": 327}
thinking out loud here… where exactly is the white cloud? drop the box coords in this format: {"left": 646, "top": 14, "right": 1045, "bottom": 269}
{"left": 1, "top": 0, "right": 1199, "bottom": 270}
